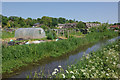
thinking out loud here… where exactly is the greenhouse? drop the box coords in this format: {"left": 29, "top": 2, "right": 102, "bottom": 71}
{"left": 15, "top": 28, "right": 45, "bottom": 39}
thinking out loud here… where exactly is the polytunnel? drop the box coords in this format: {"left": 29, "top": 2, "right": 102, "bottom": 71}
{"left": 15, "top": 28, "right": 46, "bottom": 39}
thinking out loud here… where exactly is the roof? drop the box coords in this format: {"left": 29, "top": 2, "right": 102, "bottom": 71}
{"left": 110, "top": 25, "right": 120, "bottom": 29}
{"left": 58, "top": 24, "right": 65, "bottom": 26}
{"left": 65, "top": 23, "right": 77, "bottom": 25}
{"left": 33, "top": 23, "right": 40, "bottom": 26}
{"left": 16, "top": 28, "right": 44, "bottom": 30}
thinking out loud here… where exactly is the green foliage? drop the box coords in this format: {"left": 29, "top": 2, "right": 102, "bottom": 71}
{"left": 40, "top": 16, "right": 52, "bottom": 27}
{"left": 2, "top": 15, "right": 78, "bottom": 29}
{"left": 58, "top": 17, "right": 66, "bottom": 24}
{"left": 69, "top": 31, "right": 82, "bottom": 36}
{"left": 47, "top": 31, "right": 57, "bottom": 40}
{"left": 2, "top": 31, "right": 15, "bottom": 39}
{"left": 2, "top": 30, "right": 118, "bottom": 73}
{"left": 40, "top": 25, "right": 48, "bottom": 30}
{"left": 76, "top": 21, "right": 86, "bottom": 29}
{"left": 2, "top": 16, "right": 9, "bottom": 27}
{"left": 47, "top": 32, "right": 54, "bottom": 40}
{"left": 68, "top": 19, "right": 75, "bottom": 23}
{"left": 89, "top": 23, "right": 109, "bottom": 33}
{"left": 114, "top": 23, "right": 120, "bottom": 25}
{"left": 52, "top": 18, "right": 58, "bottom": 26}
{"left": 88, "top": 21, "right": 101, "bottom": 24}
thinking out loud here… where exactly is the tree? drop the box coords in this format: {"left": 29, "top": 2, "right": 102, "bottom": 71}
{"left": 114, "top": 23, "right": 120, "bottom": 25}
{"left": 18, "top": 17, "right": 25, "bottom": 27}
{"left": 98, "top": 23, "right": 108, "bottom": 32}
{"left": 68, "top": 19, "right": 74, "bottom": 23}
{"left": 89, "top": 23, "right": 108, "bottom": 32}
{"left": 88, "top": 21, "right": 101, "bottom": 24}
{"left": 37, "top": 18, "right": 41, "bottom": 22}
{"left": 9, "top": 21, "right": 14, "bottom": 28}
{"left": 2, "top": 16, "right": 9, "bottom": 27}
{"left": 52, "top": 18, "right": 58, "bottom": 27}
{"left": 9, "top": 16, "right": 19, "bottom": 22}
{"left": 7, "top": 22, "right": 10, "bottom": 28}
{"left": 76, "top": 21, "right": 86, "bottom": 29}
{"left": 25, "top": 18, "right": 33, "bottom": 25}
{"left": 40, "top": 25, "right": 48, "bottom": 30}
{"left": 27, "top": 17, "right": 32, "bottom": 20}
{"left": 58, "top": 17, "right": 66, "bottom": 24}
{"left": 40, "top": 16, "right": 52, "bottom": 27}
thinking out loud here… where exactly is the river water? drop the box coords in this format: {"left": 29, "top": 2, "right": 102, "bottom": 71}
{"left": 3, "top": 36, "right": 120, "bottom": 78}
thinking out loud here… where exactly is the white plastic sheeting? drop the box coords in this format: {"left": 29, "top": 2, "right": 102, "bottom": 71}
{"left": 25, "top": 40, "right": 45, "bottom": 44}
{"left": 15, "top": 28, "right": 45, "bottom": 39}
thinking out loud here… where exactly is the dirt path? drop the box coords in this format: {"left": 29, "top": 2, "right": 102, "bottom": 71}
{"left": 2, "top": 38, "right": 16, "bottom": 42}
{"left": 58, "top": 36, "right": 67, "bottom": 39}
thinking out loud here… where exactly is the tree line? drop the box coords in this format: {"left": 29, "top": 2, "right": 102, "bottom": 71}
{"left": 0, "top": 14, "right": 103, "bottom": 29}
{"left": 1, "top": 15, "right": 78, "bottom": 28}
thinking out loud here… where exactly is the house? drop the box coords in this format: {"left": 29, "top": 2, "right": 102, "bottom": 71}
{"left": 57, "top": 24, "right": 65, "bottom": 28}
{"left": 15, "top": 28, "right": 46, "bottom": 39}
{"left": 33, "top": 23, "right": 44, "bottom": 27}
{"left": 110, "top": 25, "right": 120, "bottom": 30}
{"left": 57, "top": 22, "right": 100, "bottom": 29}
{"left": 57, "top": 23, "right": 77, "bottom": 29}
{"left": 85, "top": 22, "right": 100, "bottom": 28}
{"left": 63, "top": 23, "right": 77, "bottom": 28}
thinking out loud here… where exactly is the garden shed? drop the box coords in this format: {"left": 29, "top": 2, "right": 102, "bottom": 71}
{"left": 15, "top": 28, "right": 45, "bottom": 39}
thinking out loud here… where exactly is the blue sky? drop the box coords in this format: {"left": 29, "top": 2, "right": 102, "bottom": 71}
{"left": 2, "top": 2, "right": 118, "bottom": 23}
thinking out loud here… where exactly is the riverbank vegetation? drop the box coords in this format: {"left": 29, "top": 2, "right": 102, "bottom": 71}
{"left": 2, "top": 30, "right": 118, "bottom": 74}
{"left": 2, "top": 31, "right": 15, "bottom": 39}
{"left": 33, "top": 38, "right": 120, "bottom": 78}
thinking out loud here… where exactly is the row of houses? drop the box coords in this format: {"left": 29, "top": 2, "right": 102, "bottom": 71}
{"left": 56, "top": 22, "right": 100, "bottom": 29}
{"left": 32, "top": 22, "right": 101, "bottom": 29}
{"left": 56, "top": 23, "right": 77, "bottom": 29}
{"left": 31, "top": 22, "right": 120, "bottom": 30}
{"left": 109, "top": 25, "right": 120, "bottom": 30}
{"left": 85, "top": 22, "right": 100, "bottom": 28}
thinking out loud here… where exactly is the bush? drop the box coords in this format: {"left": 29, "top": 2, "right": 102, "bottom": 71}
{"left": 47, "top": 32, "right": 54, "bottom": 40}
{"left": 2, "top": 31, "right": 15, "bottom": 39}
{"left": 47, "top": 31, "right": 57, "bottom": 40}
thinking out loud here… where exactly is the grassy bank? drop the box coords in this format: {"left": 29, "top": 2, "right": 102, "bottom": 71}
{"left": 50, "top": 39, "right": 119, "bottom": 78}
{"left": 2, "top": 30, "right": 118, "bottom": 73}
{"left": 2, "top": 31, "right": 15, "bottom": 39}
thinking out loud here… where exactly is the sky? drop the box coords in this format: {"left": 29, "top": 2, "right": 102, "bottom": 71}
{"left": 1, "top": 0, "right": 120, "bottom": 2}
{"left": 118, "top": 1, "right": 120, "bottom": 23}
{"left": 2, "top": 2, "right": 118, "bottom": 23}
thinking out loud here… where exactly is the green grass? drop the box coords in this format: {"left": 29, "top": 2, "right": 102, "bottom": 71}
{"left": 69, "top": 31, "right": 82, "bottom": 36}
{"left": 51, "top": 39, "right": 119, "bottom": 78}
{"left": 2, "top": 30, "right": 118, "bottom": 73}
{"left": 2, "top": 31, "right": 15, "bottom": 39}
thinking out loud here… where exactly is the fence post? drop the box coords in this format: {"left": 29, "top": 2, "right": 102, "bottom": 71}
{"left": 63, "top": 29, "right": 64, "bottom": 37}
{"left": 68, "top": 30, "right": 69, "bottom": 38}
{"left": 57, "top": 29, "right": 58, "bottom": 38}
